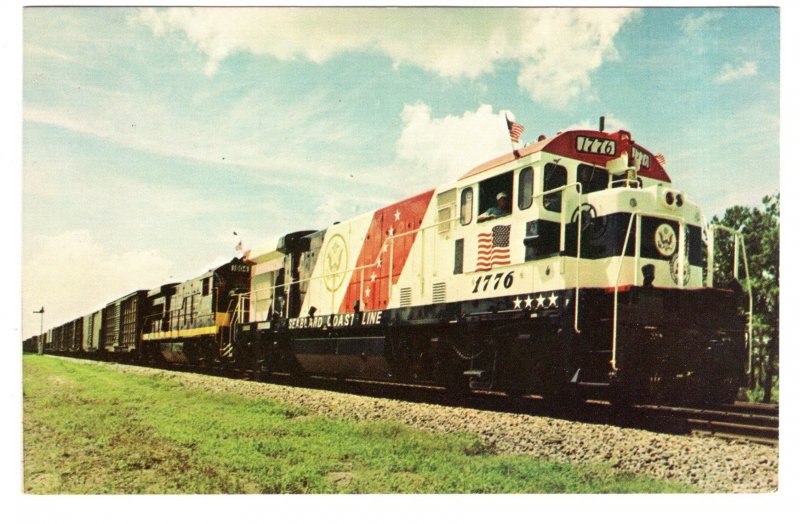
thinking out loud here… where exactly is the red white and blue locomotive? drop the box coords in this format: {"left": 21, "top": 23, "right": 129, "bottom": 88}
{"left": 26, "top": 121, "right": 752, "bottom": 405}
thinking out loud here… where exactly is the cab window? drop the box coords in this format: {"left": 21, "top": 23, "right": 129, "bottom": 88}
{"left": 543, "top": 163, "right": 567, "bottom": 212}
{"left": 460, "top": 187, "right": 473, "bottom": 225}
{"left": 477, "top": 171, "right": 513, "bottom": 222}
{"left": 577, "top": 164, "right": 609, "bottom": 194}
{"left": 518, "top": 167, "right": 533, "bottom": 210}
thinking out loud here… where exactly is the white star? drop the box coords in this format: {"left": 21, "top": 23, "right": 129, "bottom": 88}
{"left": 370, "top": 272, "right": 377, "bottom": 282}
{"left": 376, "top": 257, "right": 382, "bottom": 268}
{"left": 524, "top": 295, "right": 533, "bottom": 309}
{"left": 535, "top": 295, "right": 546, "bottom": 309}
{"left": 394, "top": 209, "right": 401, "bottom": 221}
{"left": 512, "top": 297, "right": 522, "bottom": 309}
{"left": 365, "top": 288, "right": 371, "bottom": 298}
{"left": 388, "top": 227, "right": 395, "bottom": 237}
{"left": 381, "top": 243, "right": 388, "bottom": 253}
{"left": 547, "top": 292, "right": 559, "bottom": 308}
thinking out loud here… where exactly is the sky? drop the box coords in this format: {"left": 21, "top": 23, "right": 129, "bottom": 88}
{"left": 19, "top": 6, "right": 781, "bottom": 338}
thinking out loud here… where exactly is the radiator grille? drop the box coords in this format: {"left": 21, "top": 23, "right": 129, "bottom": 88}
{"left": 399, "top": 287, "right": 412, "bottom": 307}
{"left": 432, "top": 282, "right": 447, "bottom": 303}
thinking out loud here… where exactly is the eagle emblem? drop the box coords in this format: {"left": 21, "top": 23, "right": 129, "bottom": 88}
{"left": 654, "top": 223, "right": 677, "bottom": 257}
{"left": 670, "top": 252, "right": 691, "bottom": 286}
{"left": 323, "top": 234, "right": 348, "bottom": 292}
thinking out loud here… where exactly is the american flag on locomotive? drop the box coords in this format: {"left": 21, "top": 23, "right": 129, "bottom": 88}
{"left": 476, "top": 225, "right": 511, "bottom": 271}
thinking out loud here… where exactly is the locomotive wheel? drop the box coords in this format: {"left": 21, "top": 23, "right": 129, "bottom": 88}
{"left": 439, "top": 332, "right": 476, "bottom": 397}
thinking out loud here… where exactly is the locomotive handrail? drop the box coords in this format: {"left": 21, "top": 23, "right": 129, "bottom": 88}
{"left": 609, "top": 177, "right": 641, "bottom": 189}
{"left": 240, "top": 215, "right": 462, "bottom": 321}
{"left": 706, "top": 224, "right": 754, "bottom": 375}
{"left": 531, "top": 181, "right": 584, "bottom": 333}
{"left": 611, "top": 210, "right": 689, "bottom": 371}
{"left": 245, "top": 184, "right": 589, "bottom": 332}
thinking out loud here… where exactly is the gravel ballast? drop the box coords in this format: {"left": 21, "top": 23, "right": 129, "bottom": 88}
{"left": 73, "top": 359, "right": 778, "bottom": 492}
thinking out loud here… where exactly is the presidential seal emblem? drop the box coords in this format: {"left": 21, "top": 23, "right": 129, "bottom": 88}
{"left": 670, "top": 252, "right": 691, "bottom": 286}
{"left": 323, "top": 234, "right": 348, "bottom": 292}
{"left": 654, "top": 223, "right": 677, "bottom": 257}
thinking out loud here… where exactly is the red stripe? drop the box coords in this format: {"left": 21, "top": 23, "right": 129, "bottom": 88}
{"left": 338, "top": 190, "right": 435, "bottom": 313}
{"left": 477, "top": 253, "right": 510, "bottom": 258}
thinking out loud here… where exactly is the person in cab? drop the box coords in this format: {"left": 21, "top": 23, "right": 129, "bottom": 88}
{"left": 478, "top": 191, "right": 511, "bottom": 222}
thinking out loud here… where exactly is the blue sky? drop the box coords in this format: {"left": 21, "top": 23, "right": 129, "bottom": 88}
{"left": 20, "top": 6, "right": 780, "bottom": 337}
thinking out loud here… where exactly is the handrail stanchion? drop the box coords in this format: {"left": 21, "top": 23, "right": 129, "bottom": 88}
{"left": 707, "top": 224, "right": 754, "bottom": 376}
{"left": 573, "top": 184, "right": 583, "bottom": 333}
{"left": 706, "top": 226, "right": 715, "bottom": 288}
{"left": 389, "top": 234, "right": 394, "bottom": 304}
{"left": 634, "top": 214, "right": 641, "bottom": 286}
{"left": 359, "top": 267, "right": 364, "bottom": 307}
{"left": 678, "top": 222, "right": 686, "bottom": 288}
{"left": 531, "top": 181, "right": 583, "bottom": 332}
{"left": 739, "top": 235, "right": 754, "bottom": 375}
{"left": 611, "top": 212, "right": 638, "bottom": 371}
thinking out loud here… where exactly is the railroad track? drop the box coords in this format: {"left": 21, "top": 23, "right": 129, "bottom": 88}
{"left": 635, "top": 402, "right": 779, "bottom": 445}
{"left": 54, "top": 355, "right": 780, "bottom": 446}
{"left": 226, "top": 365, "right": 781, "bottom": 446}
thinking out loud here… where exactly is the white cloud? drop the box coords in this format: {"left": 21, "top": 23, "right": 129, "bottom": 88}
{"left": 563, "top": 114, "right": 630, "bottom": 133}
{"left": 21, "top": 230, "right": 173, "bottom": 338}
{"left": 715, "top": 61, "right": 758, "bottom": 83}
{"left": 134, "top": 7, "right": 638, "bottom": 108}
{"left": 680, "top": 11, "right": 724, "bottom": 36}
{"left": 23, "top": 99, "right": 371, "bottom": 192}
{"left": 394, "top": 106, "right": 634, "bottom": 194}
{"left": 24, "top": 44, "right": 75, "bottom": 62}
{"left": 396, "top": 103, "right": 513, "bottom": 184}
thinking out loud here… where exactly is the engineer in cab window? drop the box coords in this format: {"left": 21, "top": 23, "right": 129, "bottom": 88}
{"left": 478, "top": 191, "right": 510, "bottom": 222}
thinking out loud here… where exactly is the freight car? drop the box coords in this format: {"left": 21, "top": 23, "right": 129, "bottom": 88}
{"left": 100, "top": 290, "right": 148, "bottom": 359}
{"left": 22, "top": 334, "right": 42, "bottom": 354}
{"left": 23, "top": 121, "right": 751, "bottom": 406}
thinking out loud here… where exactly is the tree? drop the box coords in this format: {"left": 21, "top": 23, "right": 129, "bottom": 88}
{"left": 710, "top": 194, "right": 779, "bottom": 401}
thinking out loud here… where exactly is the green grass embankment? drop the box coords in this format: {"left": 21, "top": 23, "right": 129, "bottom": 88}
{"left": 22, "top": 355, "right": 692, "bottom": 494}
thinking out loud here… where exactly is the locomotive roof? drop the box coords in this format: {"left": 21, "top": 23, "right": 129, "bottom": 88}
{"left": 201, "top": 257, "right": 247, "bottom": 277}
{"left": 459, "top": 129, "right": 671, "bottom": 183}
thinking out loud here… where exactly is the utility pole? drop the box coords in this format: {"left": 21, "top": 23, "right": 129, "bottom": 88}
{"left": 34, "top": 307, "right": 44, "bottom": 355}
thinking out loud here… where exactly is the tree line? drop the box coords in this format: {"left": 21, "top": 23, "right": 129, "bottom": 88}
{"left": 711, "top": 194, "right": 779, "bottom": 402}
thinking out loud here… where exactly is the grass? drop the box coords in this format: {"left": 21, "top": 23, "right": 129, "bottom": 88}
{"left": 22, "top": 355, "right": 693, "bottom": 494}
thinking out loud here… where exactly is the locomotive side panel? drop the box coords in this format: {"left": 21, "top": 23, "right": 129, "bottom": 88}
{"left": 298, "top": 213, "right": 372, "bottom": 317}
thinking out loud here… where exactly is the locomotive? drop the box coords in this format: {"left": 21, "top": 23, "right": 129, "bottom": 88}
{"left": 26, "top": 122, "right": 751, "bottom": 405}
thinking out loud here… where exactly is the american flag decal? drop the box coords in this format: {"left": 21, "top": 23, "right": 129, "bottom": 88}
{"left": 476, "top": 225, "right": 511, "bottom": 271}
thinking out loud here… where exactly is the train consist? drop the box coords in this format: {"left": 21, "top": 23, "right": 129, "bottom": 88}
{"left": 25, "top": 123, "right": 752, "bottom": 405}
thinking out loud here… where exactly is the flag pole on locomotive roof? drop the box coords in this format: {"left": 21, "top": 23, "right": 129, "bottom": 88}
{"left": 505, "top": 113, "right": 525, "bottom": 158}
